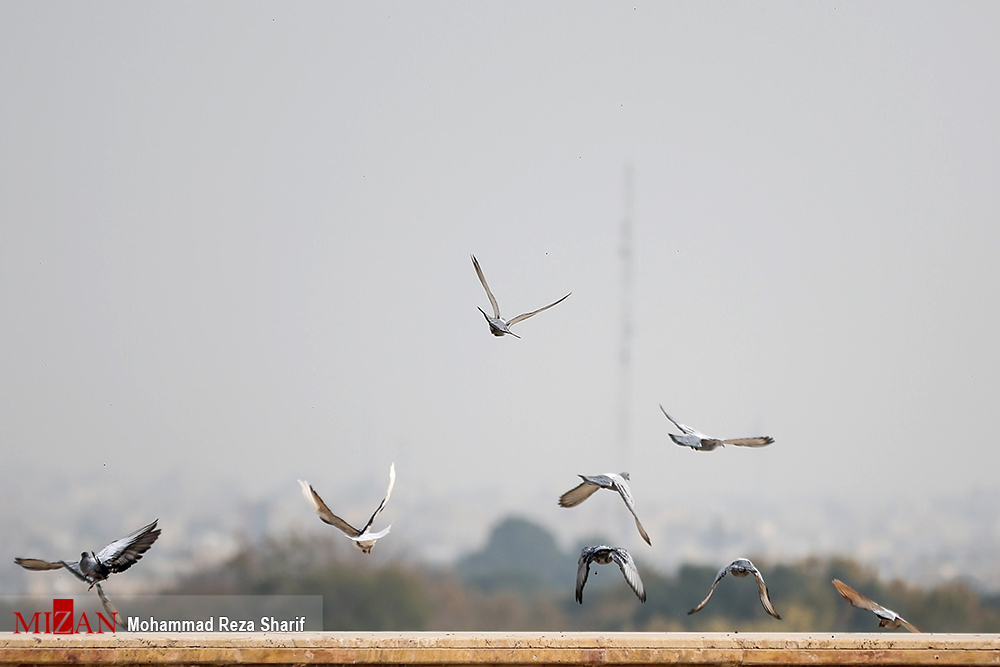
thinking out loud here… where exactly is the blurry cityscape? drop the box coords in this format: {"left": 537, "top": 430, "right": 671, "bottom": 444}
{"left": 5, "top": 461, "right": 999, "bottom": 632}
{"left": 6, "top": 510, "right": 1000, "bottom": 632}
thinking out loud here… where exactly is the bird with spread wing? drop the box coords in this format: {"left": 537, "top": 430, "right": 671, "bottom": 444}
{"left": 299, "top": 463, "right": 395, "bottom": 553}
{"left": 559, "top": 472, "right": 651, "bottom": 546}
{"left": 689, "top": 558, "right": 781, "bottom": 619}
{"left": 14, "top": 519, "right": 161, "bottom": 590}
{"left": 833, "top": 579, "right": 922, "bottom": 632}
{"left": 14, "top": 519, "right": 160, "bottom": 629}
{"left": 472, "top": 255, "right": 570, "bottom": 338}
{"left": 576, "top": 545, "right": 645, "bottom": 604}
{"left": 660, "top": 406, "right": 774, "bottom": 451}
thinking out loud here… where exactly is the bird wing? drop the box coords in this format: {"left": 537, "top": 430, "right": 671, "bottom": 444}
{"left": 471, "top": 255, "right": 501, "bottom": 318}
{"left": 299, "top": 480, "right": 362, "bottom": 537}
{"left": 360, "top": 462, "right": 396, "bottom": 534}
{"left": 669, "top": 434, "right": 705, "bottom": 450}
{"left": 610, "top": 548, "right": 646, "bottom": 602}
{"left": 612, "top": 478, "right": 651, "bottom": 546}
{"left": 832, "top": 579, "right": 887, "bottom": 615}
{"left": 506, "top": 292, "right": 571, "bottom": 326}
{"left": 576, "top": 547, "right": 598, "bottom": 603}
{"left": 581, "top": 474, "right": 616, "bottom": 489}
{"left": 750, "top": 565, "right": 782, "bottom": 619}
{"left": 658, "top": 406, "right": 709, "bottom": 438}
{"left": 14, "top": 557, "right": 91, "bottom": 584}
{"left": 349, "top": 525, "right": 391, "bottom": 542}
{"left": 95, "top": 584, "right": 126, "bottom": 629}
{"left": 721, "top": 436, "right": 775, "bottom": 448}
{"left": 689, "top": 563, "right": 732, "bottom": 614}
{"left": 14, "top": 558, "right": 65, "bottom": 572}
{"left": 899, "top": 618, "right": 923, "bottom": 633}
{"left": 558, "top": 480, "right": 601, "bottom": 508}
{"left": 94, "top": 520, "right": 161, "bottom": 574}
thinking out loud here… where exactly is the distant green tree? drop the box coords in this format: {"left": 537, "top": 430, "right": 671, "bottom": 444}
{"left": 456, "top": 516, "right": 575, "bottom": 593}
{"left": 162, "top": 519, "right": 1000, "bottom": 632}
{"left": 164, "top": 533, "right": 430, "bottom": 630}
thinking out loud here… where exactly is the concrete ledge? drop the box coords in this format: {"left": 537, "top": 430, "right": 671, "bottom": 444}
{"left": 1, "top": 633, "right": 999, "bottom": 667}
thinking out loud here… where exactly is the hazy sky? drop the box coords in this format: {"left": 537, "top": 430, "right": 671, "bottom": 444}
{"left": 2, "top": 3, "right": 999, "bottom": 584}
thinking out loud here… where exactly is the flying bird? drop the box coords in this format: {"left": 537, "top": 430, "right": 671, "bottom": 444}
{"left": 299, "top": 462, "right": 395, "bottom": 554}
{"left": 689, "top": 558, "right": 781, "bottom": 619}
{"left": 471, "top": 254, "right": 570, "bottom": 338}
{"left": 559, "top": 473, "right": 651, "bottom": 546}
{"left": 659, "top": 406, "right": 774, "bottom": 451}
{"left": 576, "top": 545, "right": 645, "bottom": 604}
{"left": 14, "top": 519, "right": 161, "bottom": 590}
{"left": 832, "top": 579, "right": 922, "bottom": 632}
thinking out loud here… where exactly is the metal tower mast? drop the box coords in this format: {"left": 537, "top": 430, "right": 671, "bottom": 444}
{"left": 618, "top": 165, "right": 634, "bottom": 468}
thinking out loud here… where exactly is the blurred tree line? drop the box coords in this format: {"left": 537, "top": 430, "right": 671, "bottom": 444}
{"left": 165, "top": 516, "right": 1000, "bottom": 632}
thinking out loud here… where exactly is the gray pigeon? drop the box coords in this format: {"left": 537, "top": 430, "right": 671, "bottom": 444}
{"left": 559, "top": 473, "right": 651, "bottom": 546}
{"left": 14, "top": 519, "right": 161, "bottom": 590}
{"left": 660, "top": 405, "right": 774, "bottom": 451}
{"left": 576, "top": 545, "right": 645, "bottom": 604}
{"left": 833, "top": 579, "right": 922, "bottom": 632}
{"left": 689, "top": 557, "right": 781, "bottom": 619}
{"left": 472, "top": 254, "right": 570, "bottom": 338}
{"left": 299, "top": 462, "right": 395, "bottom": 553}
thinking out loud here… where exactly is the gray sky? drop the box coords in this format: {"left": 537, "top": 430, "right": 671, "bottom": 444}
{"left": 3, "top": 3, "right": 1000, "bottom": 587}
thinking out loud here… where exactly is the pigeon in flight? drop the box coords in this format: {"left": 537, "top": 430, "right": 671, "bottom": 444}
{"left": 576, "top": 545, "right": 645, "bottom": 604}
{"left": 14, "top": 519, "right": 161, "bottom": 590}
{"left": 660, "top": 406, "right": 774, "bottom": 451}
{"left": 559, "top": 473, "right": 651, "bottom": 546}
{"left": 471, "top": 254, "right": 570, "bottom": 338}
{"left": 299, "top": 462, "right": 395, "bottom": 554}
{"left": 689, "top": 557, "right": 781, "bottom": 619}
{"left": 832, "top": 579, "right": 922, "bottom": 632}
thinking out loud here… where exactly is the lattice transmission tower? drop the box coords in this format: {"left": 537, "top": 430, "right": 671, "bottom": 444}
{"left": 618, "top": 165, "right": 634, "bottom": 469}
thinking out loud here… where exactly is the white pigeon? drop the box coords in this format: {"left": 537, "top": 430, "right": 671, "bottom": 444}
{"left": 689, "top": 557, "right": 782, "bottom": 619}
{"left": 559, "top": 473, "right": 651, "bottom": 546}
{"left": 14, "top": 519, "right": 161, "bottom": 590}
{"left": 299, "top": 463, "right": 395, "bottom": 554}
{"left": 472, "top": 254, "right": 570, "bottom": 338}
{"left": 833, "top": 579, "right": 922, "bottom": 632}
{"left": 576, "top": 545, "right": 645, "bottom": 604}
{"left": 660, "top": 405, "right": 774, "bottom": 451}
